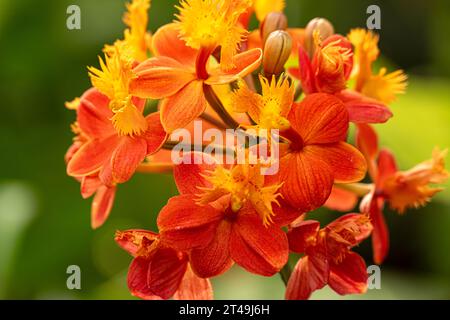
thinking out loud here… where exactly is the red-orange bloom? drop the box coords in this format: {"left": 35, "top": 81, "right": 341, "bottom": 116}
{"left": 129, "top": 23, "right": 262, "bottom": 133}
{"left": 357, "top": 123, "right": 449, "bottom": 264}
{"left": 270, "top": 93, "right": 367, "bottom": 212}
{"left": 66, "top": 88, "right": 167, "bottom": 227}
{"left": 157, "top": 153, "right": 298, "bottom": 278}
{"left": 286, "top": 213, "right": 372, "bottom": 300}
{"left": 115, "top": 229, "right": 213, "bottom": 300}
{"left": 65, "top": 139, "right": 117, "bottom": 229}
{"left": 290, "top": 35, "right": 393, "bottom": 124}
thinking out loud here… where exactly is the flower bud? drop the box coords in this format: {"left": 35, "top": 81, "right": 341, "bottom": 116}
{"left": 260, "top": 12, "right": 288, "bottom": 45}
{"left": 263, "top": 30, "right": 292, "bottom": 78}
{"left": 304, "top": 17, "right": 334, "bottom": 57}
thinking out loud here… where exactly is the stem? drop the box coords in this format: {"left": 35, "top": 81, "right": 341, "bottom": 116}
{"left": 279, "top": 262, "right": 292, "bottom": 286}
{"left": 335, "top": 182, "right": 373, "bottom": 197}
{"left": 200, "top": 113, "right": 228, "bottom": 130}
{"left": 162, "top": 140, "right": 235, "bottom": 156}
{"left": 203, "top": 84, "right": 240, "bottom": 129}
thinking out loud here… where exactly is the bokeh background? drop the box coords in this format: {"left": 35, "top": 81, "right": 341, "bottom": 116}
{"left": 0, "top": 0, "right": 449, "bottom": 299}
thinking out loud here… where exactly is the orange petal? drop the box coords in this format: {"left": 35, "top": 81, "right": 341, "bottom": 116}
{"left": 328, "top": 252, "right": 368, "bottom": 295}
{"left": 130, "top": 56, "right": 196, "bottom": 99}
{"left": 190, "top": 220, "right": 233, "bottom": 278}
{"left": 78, "top": 88, "right": 114, "bottom": 139}
{"left": 109, "top": 137, "right": 148, "bottom": 184}
{"left": 147, "top": 248, "right": 188, "bottom": 300}
{"left": 336, "top": 90, "right": 393, "bottom": 124}
{"left": 285, "top": 254, "right": 329, "bottom": 300}
{"left": 80, "top": 176, "right": 102, "bottom": 199}
{"left": 294, "top": 46, "right": 316, "bottom": 94}
{"left": 152, "top": 23, "right": 198, "bottom": 66}
{"left": 246, "top": 30, "right": 262, "bottom": 50}
{"left": 377, "top": 149, "right": 398, "bottom": 188}
{"left": 277, "top": 151, "right": 334, "bottom": 212}
{"left": 127, "top": 257, "right": 160, "bottom": 300}
{"left": 369, "top": 196, "right": 389, "bottom": 264}
{"left": 174, "top": 152, "right": 217, "bottom": 195}
{"left": 157, "top": 195, "right": 224, "bottom": 251}
{"left": 324, "top": 186, "right": 358, "bottom": 212}
{"left": 230, "top": 207, "right": 289, "bottom": 276}
{"left": 160, "top": 80, "right": 207, "bottom": 133}
{"left": 356, "top": 123, "right": 379, "bottom": 179}
{"left": 305, "top": 142, "right": 367, "bottom": 183}
{"left": 115, "top": 229, "right": 158, "bottom": 256}
{"left": 142, "top": 112, "right": 168, "bottom": 154}
{"left": 327, "top": 213, "right": 373, "bottom": 247}
{"left": 67, "top": 136, "right": 117, "bottom": 177}
{"left": 272, "top": 200, "right": 303, "bottom": 227}
{"left": 174, "top": 265, "right": 214, "bottom": 300}
{"left": 287, "top": 220, "right": 320, "bottom": 254}
{"left": 91, "top": 185, "right": 116, "bottom": 229}
{"left": 205, "top": 48, "right": 263, "bottom": 85}
{"left": 288, "top": 93, "right": 349, "bottom": 145}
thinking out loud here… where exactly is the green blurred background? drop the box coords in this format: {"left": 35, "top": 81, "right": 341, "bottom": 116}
{"left": 0, "top": 0, "right": 449, "bottom": 299}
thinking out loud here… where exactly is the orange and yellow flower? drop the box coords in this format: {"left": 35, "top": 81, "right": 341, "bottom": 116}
{"left": 65, "top": 44, "right": 167, "bottom": 228}
{"left": 290, "top": 33, "right": 394, "bottom": 124}
{"left": 130, "top": 23, "right": 262, "bottom": 133}
{"left": 157, "top": 152, "right": 299, "bottom": 278}
{"left": 268, "top": 93, "right": 367, "bottom": 212}
{"left": 286, "top": 214, "right": 372, "bottom": 300}
{"left": 348, "top": 28, "right": 408, "bottom": 105}
{"left": 115, "top": 229, "right": 213, "bottom": 300}
{"left": 357, "top": 124, "right": 448, "bottom": 263}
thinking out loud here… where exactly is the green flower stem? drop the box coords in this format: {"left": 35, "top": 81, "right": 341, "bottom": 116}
{"left": 279, "top": 262, "right": 292, "bottom": 287}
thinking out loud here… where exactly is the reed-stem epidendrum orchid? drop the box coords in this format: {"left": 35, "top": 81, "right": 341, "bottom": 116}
{"left": 267, "top": 93, "right": 367, "bottom": 212}
{"left": 115, "top": 229, "right": 213, "bottom": 300}
{"left": 129, "top": 1, "right": 263, "bottom": 133}
{"left": 64, "top": 0, "right": 448, "bottom": 301}
{"left": 289, "top": 31, "right": 395, "bottom": 124}
{"left": 231, "top": 75, "right": 294, "bottom": 132}
{"left": 356, "top": 124, "right": 449, "bottom": 264}
{"left": 66, "top": 46, "right": 167, "bottom": 228}
{"left": 286, "top": 213, "right": 372, "bottom": 300}
{"left": 156, "top": 152, "right": 300, "bottom": 278}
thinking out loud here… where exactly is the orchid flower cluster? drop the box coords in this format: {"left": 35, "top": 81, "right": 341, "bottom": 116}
{"left": 65, "top": 0, "right": 448, "bottom": 300}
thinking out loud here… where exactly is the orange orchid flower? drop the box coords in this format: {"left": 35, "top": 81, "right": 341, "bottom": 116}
{"left": 65, "top": 134, "right": 117, "bottom": 229}
{"left": 115, "top": 229, "right": 213, "bottom": 300}
{"left": 348, "top": 28, "right": 408, "bottom": 105}
{"left": 357, "top": 124, "right": 449, "bottom": 264}
{"left": 290, "top": 34, "right": 394, "bottom": 124}
{"left": 65, "top": 87, "right": 167, "bottom": 228}
{"left": 285, "top": 213, "right": 373, "bottom": 300}
{"left": 231, "top": 74, "right": 295, "bottom": 132}
{"left": 129, "top": 6, "right": 262, "bottom": 133}
{"left": 156, "top": 152, "right": 299, "bottom": 278}
{"left": 267, "top": 93, "right": 367, "bottom": 212}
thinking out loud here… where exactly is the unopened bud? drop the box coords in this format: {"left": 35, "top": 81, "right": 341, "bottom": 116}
{"left": 261, "top": 12, "right": 288, "bottom": 45}
{"left": 263, "top": 30, "right": 292, "bottom": 78}
{"left": 305, "top": 17, "right": 334, "bottom": 57}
